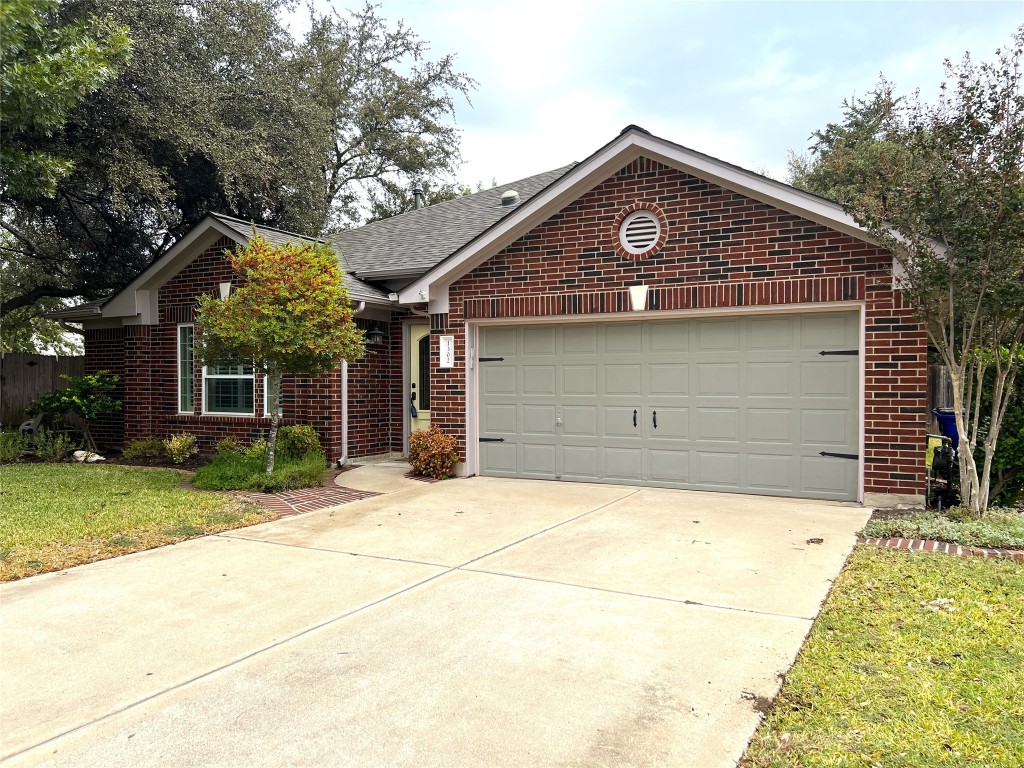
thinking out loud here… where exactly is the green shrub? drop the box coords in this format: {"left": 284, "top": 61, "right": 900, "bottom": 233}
{"left": 122, "top": 437, "right": 166, "bottom": 460}
{"left": 276, "top": 425, "right": 322, "bottom": 459}
{"left": 246, "top": 438, "right": 268, "bottom": 460}
{"left": 34, "top": 429, "right": 79, "bottom": 462}
{"left": 408, "top": 426, "right": 458, "bottom": 479}
{"left": 163, "top": 433, "right": 199, "bottom": 464}
{"left": 0, "top": 431, "right": 29, "bottom": 463}
{"left": 215, "top": 437, "right": 244, "bottom": 456}
{"left": 193, "top": 449, "right": 326, "bottom": 492}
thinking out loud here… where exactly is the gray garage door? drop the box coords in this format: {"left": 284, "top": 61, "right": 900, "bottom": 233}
{"left": 477, "top": 313, "right": 859, "bottom": 500}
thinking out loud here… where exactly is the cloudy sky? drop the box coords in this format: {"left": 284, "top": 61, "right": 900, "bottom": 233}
{"left": 297, "top": 0, "right": 1021, "bottom": 187}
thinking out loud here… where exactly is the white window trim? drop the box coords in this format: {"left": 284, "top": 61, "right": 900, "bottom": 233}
{"left": 177, "top": 323, "right": 195, "bottom": 414}
{"left": 263, "top": 374, "right": 283, "bottom": 417}
{"left": 202, "top": 361, "right": 256, "bottom": 416}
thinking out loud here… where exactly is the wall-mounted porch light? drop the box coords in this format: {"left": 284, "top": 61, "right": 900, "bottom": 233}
{"left": 219, "top": 281, "right": 232, "bottom": 300}
{"left": 628, "top": 284, "right": 649, "bottom": 312}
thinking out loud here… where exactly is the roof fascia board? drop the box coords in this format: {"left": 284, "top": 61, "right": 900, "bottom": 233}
{"left": 399, "top": 130, "right": 883, "bottom": 306}
{"left": 102, "top": 218, "right": 242, "bottom": 321}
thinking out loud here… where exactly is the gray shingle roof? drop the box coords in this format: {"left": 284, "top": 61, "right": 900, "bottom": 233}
{"left": 209, "top": 214, "right": 392, "bottom": 303}
{"left": 329, "top": 165, "right": 577, "bottom": 278}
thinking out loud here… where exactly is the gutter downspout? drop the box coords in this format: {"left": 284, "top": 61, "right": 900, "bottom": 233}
{"left": 338, "top": 301, "right": 367, "bottom": 468}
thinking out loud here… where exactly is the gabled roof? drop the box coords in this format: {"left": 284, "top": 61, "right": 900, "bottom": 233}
{"left": 399, "top": 125, "right": 881, "bottom": 311}
{"left": 329, "top": 165, "right": 576, "bottom": 279}
{"left": 208, "top": 214, "right": 390, "bottom": 303}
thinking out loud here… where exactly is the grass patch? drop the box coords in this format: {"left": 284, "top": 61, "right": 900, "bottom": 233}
{"left": 0, "top": 464, "right": 275, "bottom": 580}
{"left": 741, "top": 547, "right": 1024, "bottom": 768}
{"left": 192, "top": 450, "right": 328, "bottom": 492}
{"left": 863, "top": 507, "right": 1024, "bottom": 549}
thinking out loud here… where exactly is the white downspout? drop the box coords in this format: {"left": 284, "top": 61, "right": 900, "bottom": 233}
{"left": 338, "top": 301, "right": 367, "bottom": 467}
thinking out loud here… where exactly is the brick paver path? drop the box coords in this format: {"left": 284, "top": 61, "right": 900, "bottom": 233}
{"left": 235, "top": 486, "right": 379, "bottom": 517}
{"left": 859, "top": 536, "right": 1024, "bottom": 562}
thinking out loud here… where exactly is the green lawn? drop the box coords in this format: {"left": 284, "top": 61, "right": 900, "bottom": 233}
{"left": 0, "top": 463, "right": 274, "bottom": 580}
{"left": 742, "top": 546, "right": 1024, "bottom": 767}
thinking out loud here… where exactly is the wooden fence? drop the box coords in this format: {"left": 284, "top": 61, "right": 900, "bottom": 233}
{"left": 0, "top": 353, "right": 85, "bottom": 427}
{"left": 927, "top": 364, "right": 953, "bottom": 434}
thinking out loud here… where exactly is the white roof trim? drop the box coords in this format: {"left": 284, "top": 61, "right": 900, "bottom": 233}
{"left": 400, "top": 128, "right": 880, "bottom": 309}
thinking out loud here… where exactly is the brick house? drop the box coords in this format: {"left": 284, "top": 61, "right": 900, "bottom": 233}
{"left": 57, "top": 126, "right": 927, "bottom": 505}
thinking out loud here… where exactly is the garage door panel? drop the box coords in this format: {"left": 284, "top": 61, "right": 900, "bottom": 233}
{"left": 747, "top": 454, "right": 795, "bottom": 490}
{"left": 522, "top": 443, "right": 557, "bottom": 476}
{"left": 695, "top": 451, "right": 741, "bottom": 486}
{"left": 697, "top": 363, "right": 739, "bottom": 396}
{"left": 648, "top": 321, "right": 689, "bottom": 353}
{"left": 562, "top": 405, "right": 598, "bottom": 437}
{"left": 522, "top": 405, "right": 556, "bottom": 435}
{"left": 605, "top": 364, "right": 642, "bottom": 395}
{"left": 801, "top": 409, "right": 852, "bottom": 446}
{"left": 605, "top": 323, "right": 642, "bottom": 353}
{"left": 695, "top": 408, "right": 740, "bottom": 441}
{"left": 747, "top": 408, "right": 792, "bottom": 444}
{"left": 647, "top": 449, "right": 689, "bottom": 482}
{"left": 800, "top": 361, "right": 853, "bottom": 397}
{"left": 562, "top": 324, "right": 598, "bottom": 354}
{"left": 649, "top": 363, "right": 688, "bottom": 396}
{"left": 747, "top": 362, "right": 792, "bottom": 397}
{"left": 522, "top": 325, "right": 557, "bottom": 355}
{"left": 483, "top": 365, "right": 517, "bottom": 395}
{"left": 603, "top": 447, "right": 642, "bottom": 481}
{"left": 561, "top": 446, "right": 598, "bottom": 479}
{"left": 483, "top": 404, "right": 517, "bottom": 434}
{"left": 604, "top": 406, "right": 641, "bottom": 438}
{"left": 563, "top": 365, "right": 598, "bottom": 396}
{"left": 478, "top": 314, "right": 859, "bottom": 500}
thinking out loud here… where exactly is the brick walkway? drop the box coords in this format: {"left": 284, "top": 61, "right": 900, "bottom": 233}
{"left": 859, "top": 536, "right": 1024, "bottom": 562}
{"left": 235, "top": 486, "right": 379, "bottom": 517}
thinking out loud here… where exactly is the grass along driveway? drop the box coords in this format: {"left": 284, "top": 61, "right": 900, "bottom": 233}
{"left": 741, "top": 546, "right": 1024, "bottom": 767}
{"left": 0, "top": 464, "right": 275, "bottom": 581}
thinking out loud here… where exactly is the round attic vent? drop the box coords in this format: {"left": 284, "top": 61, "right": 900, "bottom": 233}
{"left": 619, "top": 210, "right": 661, "bottom": 254}
{"left": 500, "top": 189, "right": 520, "bottom": 206}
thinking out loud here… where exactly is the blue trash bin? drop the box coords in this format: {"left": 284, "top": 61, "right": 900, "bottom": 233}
{"left": 933, "top": 408, "right": 960, "bottom": 454}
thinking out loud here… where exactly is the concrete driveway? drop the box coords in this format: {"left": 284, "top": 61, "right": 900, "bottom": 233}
{"left": 0, "top": 470, "right": 868, "bottom": 767}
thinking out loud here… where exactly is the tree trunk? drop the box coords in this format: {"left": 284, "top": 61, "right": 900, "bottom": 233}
{"left": 265, "top": 369, "right": 283, "bottom": 475}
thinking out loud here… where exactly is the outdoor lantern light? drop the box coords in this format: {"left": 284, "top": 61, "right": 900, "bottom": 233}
{"left": 219, "top": 281, "right": 232, "bottom": 300}
{"left": 629, "top": 284, "right": 649, "bottom": 311}
{"left": 365, "top": 328, "right": 386, "bottom": 345}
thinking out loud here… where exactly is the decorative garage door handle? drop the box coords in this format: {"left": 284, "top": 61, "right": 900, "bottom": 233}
{"left": 633, "top": 409, "right": 637, "bottom": 428}
{"left": 652, "top": 410, "right": 658, "bottom": 429}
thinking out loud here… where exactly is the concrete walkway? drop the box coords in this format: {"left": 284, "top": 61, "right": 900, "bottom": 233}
{"left": 0, "top": 470, "right": 868, "bottom": 767}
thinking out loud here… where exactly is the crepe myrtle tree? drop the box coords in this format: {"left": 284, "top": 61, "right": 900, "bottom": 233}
{"left": 195, "top": 235, "right": 365, "bottom": 474}
{"left": 795, "top": 29, "right": 1024, "bottom": 514}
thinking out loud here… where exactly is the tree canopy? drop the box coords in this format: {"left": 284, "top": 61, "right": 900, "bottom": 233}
{"left": 791, "top": 27, "right": 1024, "bottom": 513}
{"left": 1, "top": 0, "right": 472, "bottom": 348}
{"left": 195, "top": 235, "right": 365, "bottom": 473}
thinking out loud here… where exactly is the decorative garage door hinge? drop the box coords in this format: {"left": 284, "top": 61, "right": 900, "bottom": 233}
{"left": 818, "top": 349, "right": 859, "bottom": 356}
{"left": 819, "top": 451, "right": 859, "bottom": 460}
{"left": 478, "top": 356, "right": 505, "bottom": 362}
{"left": 479, "top": 437, "right": 505, "bottom": 443}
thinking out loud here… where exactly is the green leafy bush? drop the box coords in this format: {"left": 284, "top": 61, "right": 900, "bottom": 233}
{"left": 193, "top": 450, "right": 326, "bottom": 492}
{"left": 246, "top": 438, "right": 268, "bottom": 459}
{"left": 122, "top": 437, "right": 166, "bottom": 460}
{"left": 0, "top": 431, "right": 29, "bottom": 463}
{"left": 33, "top": 429, "right": 79, "bottom": 462}
{"left": 408, "top": 426, "right": 458, "bottom": 479}
{"left": 215, "top": 437, "right": 244, "bottom": 456}
{"left": 29, "top": 371, "right": 121, "bottom": 452}
{"left": 163, "top": 433, "right": 198, "bottom": 464}
{"left": 276, "top": 425, "right": 322, "bottom": 459}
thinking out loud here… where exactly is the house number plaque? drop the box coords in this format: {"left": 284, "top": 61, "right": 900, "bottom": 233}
{"left": 439, "top": 335, "right": 454, "bottom": 369}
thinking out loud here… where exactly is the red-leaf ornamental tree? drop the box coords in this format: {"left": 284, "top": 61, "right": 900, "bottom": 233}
{"left": 195, "top": 235, "right": 365, "bottom": 474}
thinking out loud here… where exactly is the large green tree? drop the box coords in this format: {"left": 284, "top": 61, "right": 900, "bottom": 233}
{"left": 792, "top": 28, "right": 1024, "bottom": 514}
{"left": 1, "top": 1, "right": 472, "bottom": 341}
{"left": 195, "top": 236, "right": 365, "bottom": 474}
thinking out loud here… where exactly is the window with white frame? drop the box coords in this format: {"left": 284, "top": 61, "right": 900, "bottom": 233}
{"left": 264, "top": 374, "right": 283, "bottom": 417}
{"left": 203, "top": 360, "right": 255, "bottom": 415}
{"left": 178, "top": 324, "right": 194, "bottom": 413}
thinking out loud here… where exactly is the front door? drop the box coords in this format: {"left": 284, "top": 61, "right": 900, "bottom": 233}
{"left": 410, "top": 324, "right": 431, "bottom": 433}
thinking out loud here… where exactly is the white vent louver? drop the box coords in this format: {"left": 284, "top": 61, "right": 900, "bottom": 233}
{"left": 619, "top": 211, "right": 660, "bottom": 254}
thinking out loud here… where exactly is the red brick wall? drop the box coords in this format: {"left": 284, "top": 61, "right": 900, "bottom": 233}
{"left": 430, "top": 157, "right": 928, "bottom": 497}
{"left": 82, "top": 327, "right": 126, "bottom": 449}
{"left": 346, "top": 314, "right": 404, "bottom": 457}
{"left": 83, "top": 236, "right": 400, "bottom": 461}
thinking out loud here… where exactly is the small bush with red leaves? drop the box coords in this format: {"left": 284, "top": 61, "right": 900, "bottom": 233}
{"left": 408, "top": 426, "right": 458, "bottom": 480}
